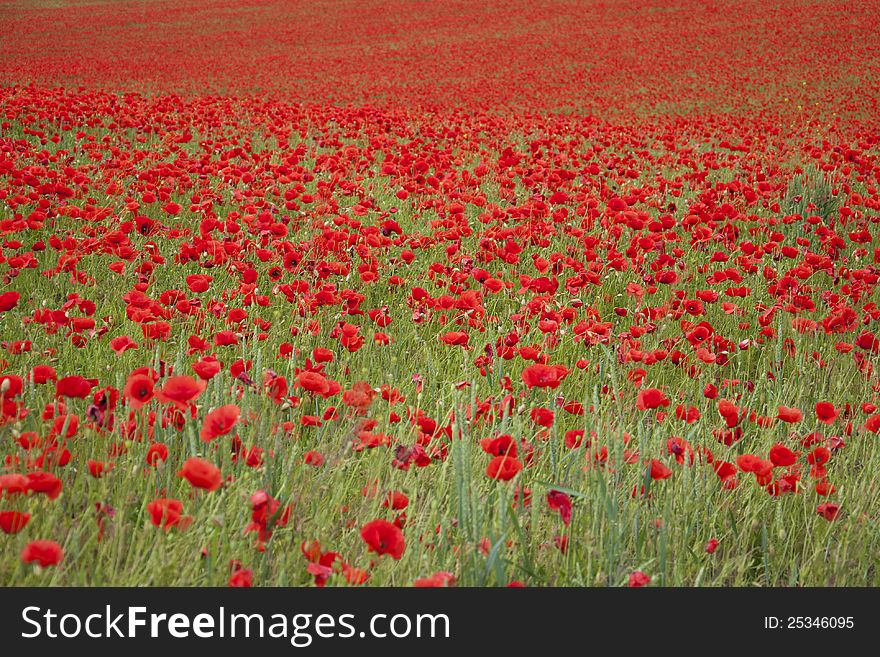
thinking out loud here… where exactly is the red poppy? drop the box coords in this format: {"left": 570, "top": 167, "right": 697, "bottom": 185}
{"left": 636, "top": 388, "right": 669, "bottom": 410}
{"left": 816, "top": 503, "right": 840, "bottom": 521}
{"left": 296, "top": 371, "right": 330, "bottom": 396}
{"left": 30, "top": 365, "right": 57, "bottom": 385}
{"left": 229, "top": 568, "right": 254, "bottom": 587}
{"left": 178, "top": 457, "right": 222, "bottom": 491}
{"left": 56, "top": 375, "right": 95, "bottom": 399}
{"left": 123, "top": 373, "right": 155, "bottom": 409}
{"left": 88, "top": 460, "right": 114, "bottom": 478}
{"left": 629, "top": 571, "right": 651, "bottom": 587}
{"left": 768, "top": 444, "right": 798, "bottom": 467}
{"left": 146, "top": 498, "right": 192, "bottom": 531}
{"left": 0, "top": 474, "right": 28, "bottom": 497}
{"left": 200, "top": 404, "right": 240, "bottom": 442}
{"left": 815, "top": 402, "right": 839, "bottom": 424}
{"left": 0, "top": 291, "right": 20, "bottom": 312}
{"left": 413, "top": 571, "right": 456, "bottom": 587}
{"left": 21, "top": 540, "right": 64, "bottom": 567}
{"left": 530, "top": 407, "right": 554, "bottom": 427}
{"left": 156, "top": 376, "right": 207, "bottom": 410}
{"left": 146, "top": 443, "right": 169, "bottom": 466}
{"left": 360, "top": 519, "right": 405, "bottom": 559}
{"left": 480, "top": 434, "right": 517, "bottom": 457}
{"left": 521, "top": 363, "right": 569, "bottom": 389}
{"left": 26, "top": 471, "right": 63, "bottom": 499}
{"left": 546, "top": 490, "right": 572, "bottom": 525}
{"left": 486, "top": 455, "right": 523, "bottom": 480}
{"left": 649, "top": 459, "right": 673, "bottom": 480}
{"left": 0, "top": 511, "right": 30, "bottom": 534}
{"left": 777, "top": 405, "right": 803, "bottom": 423}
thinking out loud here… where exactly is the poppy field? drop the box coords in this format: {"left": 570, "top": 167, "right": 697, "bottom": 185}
{"left": 1, "top": 0, "right": 880, "bottom": 587}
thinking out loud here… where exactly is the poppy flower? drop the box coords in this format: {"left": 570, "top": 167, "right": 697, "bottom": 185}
{"left": 146, "top": 498, "right": 192, "bottom": 531}
{"left": 110, "top": 336, "right": 138, "bottom": 354}
{"left": 200, "top": 404, "right": 240, "bottom": 442}
{"left": 21, "top": 540, "right": 64, "bottom": 567}
{"left": 229, "top": 568, "right": 254, "bottom": 587}
{"left": 178, "top": 457, "right": 222, "bottom": 491}
{"left": 296, "top": 371, "right": 330, "bottom": 396}
{"left": 629, "top": 571, "right": 651, "bottom": 587}
{"left": 481, "top": 433, "right": 517, "bottom": 457}
{"left": 0, "top": 510, "right": 30, "bottom": 534}
{"left": 0, "top": 375, "right": 23, "bottom": 399}
{"left": 26, "top": 471, "right": 63, "bottom": 499}
{"left": 768, "top": 444, "right": 798, "bottom": 467}
{"left": 816, "top": 503, "right": 840, "bottom": 521}
{"left": 486, "top": 455, "right": 523, "bottom": 481}
{"left": 636, "top": 388, "right": 669, "bottom": 410}
{"left": 146, "top": 442, "right": 169, "bottom": 466}
{"left": 546, "top": 490, "right": 572, "bottom": 525}
{"left": 30, "top": 365, "right": 57, "bottom": 385}
{"left": 192, "top": 356, "right": 222, "bottom": 380}
{"left": 521, "top": 363, "right": 569, "bottom": 389}
{"left": 0, "top": 291, "right": 20, "bottom": 312}
{"left": 360, "top": 519, "right": 405, "bottom": 559}
{"left": 156, "top": 376, "right": 207, "bottom": 410}
{"left": 649, "top": 459, "right": 673, "bottom": 480}
{"left": 56, "top": 375, "right": 95, "bottom": 399}
{"left": 123, "top": 373, "right": 155, "bottom": 409}
{"left": 815, "top": 402, "right": 839, "bottom": 424}
{"left": 413, "top": 571, "right": 455, "bottom": 587}
{"left": 777, "top": 406, "right": 803, "bottom": 423}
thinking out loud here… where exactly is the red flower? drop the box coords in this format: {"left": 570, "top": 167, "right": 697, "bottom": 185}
{"left": 855, "top": 331, "right": 879, "bottom": 353}
{"left": 200, "top": 404, "right": 240, "bottom": 442}
{"left": 0, "top": 291, "right": 20, "bottom": 312}
{"left": 628, "top": 571, "right": 651, "bottom": 587}
{"left": 146, "top": 498, "right": 192, "bottom": 531}
{"left": 486, "top": 455, "right": 523, "bottom": 481}
{"left": 229, "top": 568, "right": 254, "bottom": 587}
{"left": 156, "top": 376, "right": 207, "bottom": 410}
{"left": 705, "top": 538, "right": 719, "bottom": 554}
{"left": 360, "top": 519, "right": 405, "bottom": 559}
{"left": 440, "top": 331, "right": 469, "bottom": 347}
{"left": 768, "top": 444, "right": 798, "bottom": 467}
{"left": 383, "top": 491, "right": 409, "bottom": 510}
{"left": 816, "top": 503, "right": 840, "bottom": 521}
{"left": 546, "top": 490, "right": 572, "bottom": 525}
{"left": 123, "top": 373, "right": 155, "bottom": 409}
{"left": 178, "top": 457, "right": 222, "bottom": 491}
{"left": 296, "top": 371, "right": 330, "bottom": 396}
{"left": 413, "top": 571, "right": 456, "bottom": 587}
{"left": 0, "top": 510, "right": 30, "bottom": 534}
{"left": 56, "top": 375, "right": 94, "bottom": 399}
{"left": 88, "top": 460, "right": 114, "bottom": 478}
{"left": 776, "top": 405, "right": 803, "bottom": 423}
{"left": 341, "top": 381, "right": 376, "bottom": 409}
{"left": 480, "top": 434, "right": 517, "bottom": 457}
{"left": 26, "top": 471, "right": 63, "bottom": 499}
{"left": 21, "top": 540, "right": 64, "bottom": 567}
{"left": 521, "top": 363, "right": 569, "bottom": 389}
{"left": 649, "top": 459, "right": 673, "bottom": 480}
{"left": 530, "top": 407, "right": 554, "bottom": 427}
{"left": 636, "top": 388, "right": 669, "bottom": 410}
{"left": 146, "top": 442, "right": 169, "bottom": 466}
{"left": 815, "top": 402, "right": 839, "bottom": 424}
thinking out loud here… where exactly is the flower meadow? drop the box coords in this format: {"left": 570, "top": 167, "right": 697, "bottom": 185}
{"left": 1, "top": 0, "right": 880, "bottom": 588}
